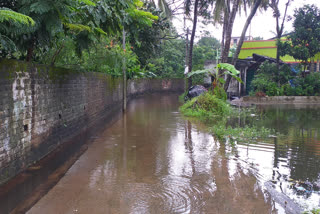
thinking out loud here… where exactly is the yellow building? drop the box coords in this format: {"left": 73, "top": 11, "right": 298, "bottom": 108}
{"left": 238, "top": 38, "right": 320, "bottom": 64}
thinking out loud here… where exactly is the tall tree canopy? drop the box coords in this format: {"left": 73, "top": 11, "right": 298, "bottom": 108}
{"left": 281, "top": 4, "right": 320, "bottom": 74}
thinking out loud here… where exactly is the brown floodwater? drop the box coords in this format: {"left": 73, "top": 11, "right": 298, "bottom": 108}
{"left": 26, "top": 95, "right": 320, "bottom": 214}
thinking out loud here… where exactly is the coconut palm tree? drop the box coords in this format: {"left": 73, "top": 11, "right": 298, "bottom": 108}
{"left": 223, "top": 0, "right": 269, "bottom": 91}
{"left": 149, "top": 0, "right": 173, "bottom": 18}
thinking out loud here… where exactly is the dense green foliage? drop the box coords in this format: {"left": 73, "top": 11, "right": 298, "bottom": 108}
{"left": 0, "top": 0, "right": 223, "bottom": 80}
{"left": 260, "top": 4, "right": 320, "bottom": 96}
{"left": 279, "top": 4, "right": 320, "bottom": 72}
{"left": 250, "top": 62, "right": 320, "bottom": 96}
{"left": 289, "top": 72, "right": 320, "bottom": 96}
{"left": 0, "top": 0, "right": 177, "bottom": 79}
{"left": 180, "top": 92, "right": 272, "bottom": 141}
{"left": 192, "top": 36, "right": 220, "bottom": 70}
{"left": 0, "top": 8, "right": 35, "bottom": 52}
{"left": 0, "top": 0, "right": 226, "bottom": 81}
{"left": 289, "top": 4, "right": 320, "bottom": 67}
{"left": 146, "top": 38, "right": 186, "bottom": 78}
{"left": 250, "top": 62, "right": 293, "bottom": 96}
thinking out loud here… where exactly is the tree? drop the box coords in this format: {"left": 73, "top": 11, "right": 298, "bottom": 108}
{"left": 269, "top": 0, "right": 292, "bottom": 70}
{"left": 185, "top": 0, "right": 200, "bottom": 87}
{"left": 192, "top": 36, "right": 220, "bottom": 70}
{"left": 8, "top": 0, "right": 98, "bottom": 61}
{"left": 185, "top": 0, "right": 215, "bottom": 87}
{"left": 285, "top": 4, "right": 320, "bottom": 75}
{"left": 128, "top": 1, "right": 172, "bottom": 66}
{"left": 0, "top": 8, "right": 35, "bottom": 52}
{"left": 149, "top": 0, "right": 172, "bottom": 18}
{"left": 219, "top": 0, "right": 241, "bottom": 64}
{"left": 231, "top": 0, "right": 267, "bottom": 64}
{"left": 224, "top": 0, "right": 268, "bottom": 91}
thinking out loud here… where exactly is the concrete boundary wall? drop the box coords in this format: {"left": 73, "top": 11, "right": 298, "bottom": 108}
{"left": 239, "top": 96, "right": 320, "bottom": 104}
{"left": 0, "top": 59, "right": 184, "bottom": 185}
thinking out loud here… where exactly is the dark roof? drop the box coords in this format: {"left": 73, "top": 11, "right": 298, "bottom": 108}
{"left": 268, "top": 32, "right": 293, "bottom": 40}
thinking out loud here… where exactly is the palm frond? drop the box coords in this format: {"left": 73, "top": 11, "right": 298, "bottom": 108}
{"left": 187, "top": 69, "right": 211, "bottom": 78}
{"left": 64, "top": 23, "right": 91, "bottom": 33}
{"left": 0, "top": 34, "right": 16, "bottom": 51}
{"left": 73, "top": 0, "right": 96, "bottom": 6}
{"left": 158, "top": 0, "right": 172, "bottom": 18}
{"left": 94, "top": 27, "right": 108, "bottom": 36}
{"left": 0, "top": 8, "right": 35, "bottom": 26}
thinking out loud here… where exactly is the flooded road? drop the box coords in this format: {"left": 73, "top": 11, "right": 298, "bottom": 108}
{"left": 236, "top": 104, "right": 320, "bottom": 212}
{"left": 27, "top": 95, "right": 320, "bottom": 213}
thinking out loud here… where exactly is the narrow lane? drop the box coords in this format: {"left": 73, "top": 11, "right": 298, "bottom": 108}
{"left": 28, "top": 94, "right": 273, "bottom": 214}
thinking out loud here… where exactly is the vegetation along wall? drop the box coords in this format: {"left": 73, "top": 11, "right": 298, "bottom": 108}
{"left": 0, "top": 59, "right": 184, "bottom": 185}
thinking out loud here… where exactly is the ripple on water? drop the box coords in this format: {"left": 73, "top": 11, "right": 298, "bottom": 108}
{"left": 234, "top": 134, "right": 320, "bottom": 212}
{"left": 121, "top": 175, "right": 216, "bottom": 214}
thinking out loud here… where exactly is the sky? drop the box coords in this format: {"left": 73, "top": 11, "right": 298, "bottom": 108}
{"left": 172, "top": 0, "right": 320, "bottom": 41}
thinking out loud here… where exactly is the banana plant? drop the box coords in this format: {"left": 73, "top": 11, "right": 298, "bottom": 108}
{"left": 187, "top": 63, "right": 243, "bottom": 91}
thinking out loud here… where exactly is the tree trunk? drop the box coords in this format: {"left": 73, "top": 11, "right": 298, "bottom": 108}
{"left": 51, "top": 43, "right": 65, "bottom": 66}
{"left": 220, "top": 0, "right": 240, "bottom": 92}
{"left": 184, "top": 13, "right": 189, "bottom": 92}
{"left": 185, "top": 27, "right": 190, "bottom": 91}
{"left": 26, "top": 41, "right": 35, "bottom": 62}
{"left": 232, "top": 0, "right": 261, "bottom": 64}
{"left": 221, "top": 0, "right": 240, "bottom": 64}
{"left": 122, "top": 28, "right": 127, "bottom": 112}
{"left": 187, "top": 0, "right": 200, "bottom": 87}
{"left": 274, "top": 0, "right": 290, "bottom": 85}
{"left": 224, "top": 0, "right": 262, "bottom": 91}
{"left": 221, "top": 13, "right": 228, "bottom": 57}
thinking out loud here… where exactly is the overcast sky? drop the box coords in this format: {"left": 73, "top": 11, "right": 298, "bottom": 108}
{"left": 173, "top": 0, "right": 320, "bottom": 41}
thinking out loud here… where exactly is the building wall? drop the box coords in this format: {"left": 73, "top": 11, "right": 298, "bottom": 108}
{"left": 0, "top": 59, "right": 184, "bottom": 185}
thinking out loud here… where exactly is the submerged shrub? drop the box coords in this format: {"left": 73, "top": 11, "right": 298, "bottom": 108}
{"left": 180, "top": 92, "right": 232, "bottom": 119}
{"left": 213, "top": 86, "right": 227, "bottom": 101}
{"left": 179, "top": 92, "right": 273, "bottom": 143}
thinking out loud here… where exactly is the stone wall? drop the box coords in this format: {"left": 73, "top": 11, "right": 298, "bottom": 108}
{"left": 238, "top": 96, "right": 320, "bottom": 104}
{"left": 0, "top": 59, "right": 184, "bottom": 185}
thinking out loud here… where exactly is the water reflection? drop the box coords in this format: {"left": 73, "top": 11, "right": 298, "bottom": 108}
{"left": 29, "top": 95, "right": 296, "bottom": 214}
{"left": 234, "top": 104, "right": 320, "bottom": 211}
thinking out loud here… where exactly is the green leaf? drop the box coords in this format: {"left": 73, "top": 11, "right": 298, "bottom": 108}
{"left": 218, "top": 78, "right": 226, "bottom": 84}
{"left": 30, "top": 1, "right": 52, "bottom": 14}
{"left": 0, "top": 9, "right": 35, "bottom": 26}
{"left": 73, "top": 0, "right": 96, "bottom": 6}
{"left": 217, "top": 63, "right": 240, "bottom": 75}
{"left": 187, "top": 69, "right": 210, "bottom": 78}
{"left": 233, "top": 76, "right": 243, "bottom": 83}
{"left": 94, "top": 27, "right": 108, "bottom": 36}
{"left": 64, "top": 23, "right": 91, "bottom": 33}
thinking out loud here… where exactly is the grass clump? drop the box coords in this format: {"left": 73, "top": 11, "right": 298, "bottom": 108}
{"left": 179, "top": 92, "right": 273, "bottom": 143}
{"left": 180, "top": 92, "right": 232, "bottom": 121}
{"left": 211, "top": 124, "right": 272, "bottom": 142}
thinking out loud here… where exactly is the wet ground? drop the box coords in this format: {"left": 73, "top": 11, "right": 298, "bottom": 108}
{"left": 25, "top": 95, "right": 320, "bottom": 213}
